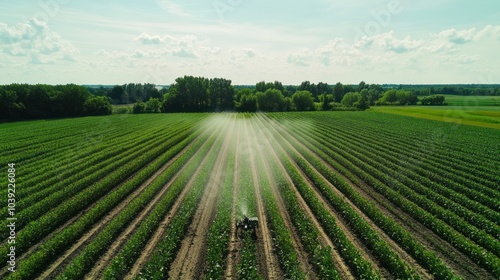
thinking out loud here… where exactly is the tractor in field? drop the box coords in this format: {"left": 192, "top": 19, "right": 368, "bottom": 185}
{"left": 236, "top": 216, "right": 259, "bottom": 238}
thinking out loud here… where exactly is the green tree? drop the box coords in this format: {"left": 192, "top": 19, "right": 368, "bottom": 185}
{"left": 84, "top": 96, "right": 112, "bottom": 115}
{"left": 145, "top": 98, "right": 162, "bottom": 113}
{"left": 0, "top": 89, "right": 24, "bottom": 119}
{"left": 237, "top": 93, "right": 257, "bottom": 112}
{"left": 209, "top": 78, "right": 234, "bottom": 111}
{"left": 341, "top": 92, "right": 361, "bottom": 107}
{"left": 355, "top": 89, "right": 370, "bottom": 110}
{"left": 133, "top": 102, "right": 146, "bottom": 113}
{"left": 110, "top": 85, "right": 127, "bottom": 104}
{"left": 333, "top": 82, "right": 344, "bottom": 103}
{"left": 292, "top": 90, "right": 314, "bottom": 111}
{"left": 256, "top": 89, "right": 284, "bottom": 111}
{"left": 53, "top": 84, "right": 90, "bottom": 116}
{"left": 358, "top": 81, "right": 367, "bottom": 92}
{"left": 422, "top": 95, "right": 446, "bottom": 105}
{"left": 319, "top": 93, "right": 333, "bottom": 110}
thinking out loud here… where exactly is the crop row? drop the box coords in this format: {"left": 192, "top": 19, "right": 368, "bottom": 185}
{"left": 331, "top": 113, "right": 499, "bottom": 188}
{"left": 6, "top": 119, "right": 171, "bottom": 193}
{"left": 11, "top": 115, "right": 201, "bottom": 193}
{"left": 339, "top": 120, "right": 500, "bottom": 203}
{"left": 306, "top": 120, "right": 500, "bottom": 260}
{"left": 55, "top": 121, "right": 219, "bottom": 279}
{"left": 253, "top": 116, "right": 387, "bottom": 279}
{"left": 103, "top": 119, "right": 226, "bottom": 279}
{"left": 204, "top": 146, "right": 235, "bottom": 279}
{"left": 272, "top": 113, "right": 499, "bottom": 277}
{"left": 249, "top": 119, "right": 306, "bottom": 280}
{"left": 303, "top": 117, "right": 500, "bottom": 235}
{"left": 5, "top": 120, "right": 212, "bottom": 279}
{"left": 2, "top": 116, "right": 106, "bottom": 154}
{"left": 236, "top": 117, "right": 263, "bottom": 280}
{"left": 243, "top": 116, "right": 342, "bottom": 279}
{"left": 311, "top": 116, "right": 500, "bottom": 216}
{"left": 0, "top": 124, "right": 189, "bottom": 225}
{"left": 258, "top": 115, "right": 422, "bottom": 279}
{"left": 0, "top": 124, "right": 192, "bottom": 244}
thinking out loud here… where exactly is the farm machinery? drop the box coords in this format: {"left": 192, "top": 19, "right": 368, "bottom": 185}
{"left": 236, "top": 216, "right": 259, "bottom": 238}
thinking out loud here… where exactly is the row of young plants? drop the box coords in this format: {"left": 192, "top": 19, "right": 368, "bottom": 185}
{"left": 265, "top": 113, "right": 459, "bottom": 279}
{"left": 249, "top": 120, "right": 306, "bottom": 280}
{"left": 129, "top": 119, "right": 230, "bottom": 279}
{"left": 202, "top": 125, "right": 238, "bottom": 279}
{"left": 346, "top": 118, "right": 500, "bottom": 198}
{"left": 243, "top": 118, "right": 343, "bottom": 280}
{"left": 3, "top": 116, "right": 137, "bottom": 169}
{"left": 2, "top": 116, "right": 104, "bottom": 155}
{"left": 235, "top": 117, "right": 263, "bottom": 280}
{"left": 4, "top": 117, "right": 170, "bottom": 195}
{"left": 308, "top": 121, "right": 500, "bottom": 258}
{"left": 54, "top": 121, "right": 219, "bottom": 279}
{"left": 275, "top": 114, "right": 498, "bottom": 278}
{"left": 366, "top": 112, "right": 499, "bottom": 163}
{"left": 0, "top": 124, "right": 188, "bottom": 225}
{"left": 308, "top": 118, "right": 500, "bottom": 233}
{"left": 0, "top": 124, "right": 191, "bottom": 243}
{"left": 317, "top": 112, "right": 498, "bottom": 188}
{"left": 326, "top": 117, "right": 500, "bottom": 214}
{"left": 4, "top": 121, "right": 210, "bottom": 279}
{"left": 258, "top": 115, "right": 419, "bottom": 279}
{"left": 341, "top": 113, "right": 500, "bottom": 188}
{"left": 252, "top": 116, "right": 384, "bottom": 279}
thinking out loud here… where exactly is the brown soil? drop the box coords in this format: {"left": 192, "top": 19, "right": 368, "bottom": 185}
{"left": 224, "top": 123, "right": 242, "bottom": 279}
{"left": 262, "top": 114, "right": 495, "bottom": 279}
{"left": 84, "top": 122, "right": 224, "bottom": 280}
{"left": 244, "top": 118, "right": 283, "bottom": 279}
{"left": 259, "top": 114, "right": 436, "bottom": 279}
{"left": 250, "top": 119, "right": 318, "bottom": 279}
{"left": 166, "top": 118, "right": 234, "bottom": 280}
{"left": 282, "top": 116, "right": 496, "bottom": 279}
{"left": 32, "top": 134, "right": 201, "bottom": 280}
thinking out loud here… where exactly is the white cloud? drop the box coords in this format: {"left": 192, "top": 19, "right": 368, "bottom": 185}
{"left": 0, "top": 18, "right": 79, "bottom": 64}
{"left": 134, "top": 32, "right": 165, "bottom": 45}
{"left": 281, "top": 25, "right": 499, "bottom": 83}
{"left": 355, "top": 31, "right": 423, "bottom": 53}
{"left": 436, "top": 28, "right": 476, "bottom": 44}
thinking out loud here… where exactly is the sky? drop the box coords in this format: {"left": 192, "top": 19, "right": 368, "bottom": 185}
{"left": 0, "top": 0, "right": 499, "bottom": 85}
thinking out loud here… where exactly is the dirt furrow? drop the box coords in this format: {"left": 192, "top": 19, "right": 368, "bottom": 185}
{"left": 331, "top": 160, "right": 496, "bottom": 280}
{"left": 166, "top": 118, "right": 234, "bottom": 280}
{"left": 84, "top": 122, "right": 224, "bottom": 280}
{"left": 262, "top": 115, "right": 432, "bottom": 279}
{"left": 281, "top": 117, "right": 495, "bottom": 279}
{"left": 250, "top": 120, "right": 318, "bottom": 279}
{"left": 255, "top": 115, "right": 359, "bottom": 279}
{"left": 225, "top": 123, "right": 242, "bottom": 279}
{"left": 244, "top": 118, "right": 282, "bottom": 280}
{"left": 33, "top": 136, "right": 200, "bottom": 280}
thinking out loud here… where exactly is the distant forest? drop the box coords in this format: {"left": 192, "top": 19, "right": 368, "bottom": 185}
{"left": 1, "top": 78, "right": 499, "bottom": 120}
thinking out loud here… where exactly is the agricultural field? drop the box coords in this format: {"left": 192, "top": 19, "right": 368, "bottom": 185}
{"left": 443, "top": 95, "right": 500, "bottom": 106}
{"left": 371, "top": 105, "right": 500, "bottom": 129}
{"left": 1, "top": 111, "right": 499, "bottom": 279}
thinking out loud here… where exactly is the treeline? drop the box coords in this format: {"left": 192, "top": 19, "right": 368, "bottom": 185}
{"left": 0, "top": 84, "right": 112, "bottom": 120}
{"left": 1, "top": 78, "right": 462, "bottom": 120}
{"left": 132, "top": 77, "right": 432, "bottom": 113}
{"left": 130, "top": 78, "right": 379, "bottom": 113}
{"left": 89, "top": 83, "right": 164, "bottom": 104}
{"left": 394, "top": 85, "right": 500, "bottom": 96}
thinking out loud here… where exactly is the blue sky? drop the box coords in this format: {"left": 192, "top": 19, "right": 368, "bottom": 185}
{"left": 0, "top": 0, "right": 499, "bottom": 85}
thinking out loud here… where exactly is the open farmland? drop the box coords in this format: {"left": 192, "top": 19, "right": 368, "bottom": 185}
{"left": 1, "top": 112, "right": 499, "bottom": 279}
